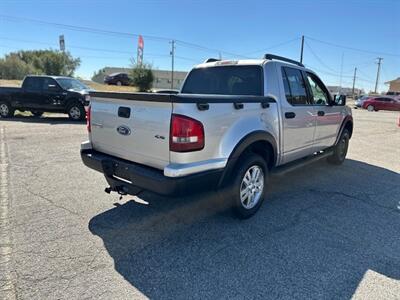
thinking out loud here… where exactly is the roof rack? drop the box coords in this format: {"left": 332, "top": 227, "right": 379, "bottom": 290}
{"left": 263, "top": 54, "right": 304, "bottom": 67}
{"left": 204, "top": 58, "right": 221, "bottom": 63}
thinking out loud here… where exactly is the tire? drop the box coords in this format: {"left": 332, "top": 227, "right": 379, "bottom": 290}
{"left": 328, "top": 129, "right": 350, "bottom": 165}
{"left": 67, "top": 103, "right": 85, "bottom": 121}
{"left": 31, "top": 111, "right": 43, "bottom": 117}
{"left": 116, "top": 81, "right": 122, "bottom": 86}
{"left": 0, "top": 101, "right": 14, "bottom": 118}
{"left": 224, "top": 154, "right": 268, "bottom": 219}
{"left": 367, "top": 105, "right": 375, "bottom": 112}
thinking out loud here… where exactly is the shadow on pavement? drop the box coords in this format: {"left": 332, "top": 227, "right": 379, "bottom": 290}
{"left": 0, "top": 114, "right": 85, "bottom": 125}
{"left": 89, "top": 159, "right": 400, "bottom": 299}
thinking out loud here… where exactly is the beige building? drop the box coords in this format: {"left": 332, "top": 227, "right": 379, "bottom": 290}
{"left": 385, "top": 77, "right": 400, "bottom": 92}
{"left": 92, "top": 67, "right": 188, "bottom": 90}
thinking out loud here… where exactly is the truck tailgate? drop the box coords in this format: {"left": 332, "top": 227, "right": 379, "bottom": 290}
{"left": 89, "top": 95, "right": 172, "bottom": 170}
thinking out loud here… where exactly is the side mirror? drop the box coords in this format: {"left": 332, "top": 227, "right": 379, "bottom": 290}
{"left": 334, "top": 94, "right": 346, "bottom": 106}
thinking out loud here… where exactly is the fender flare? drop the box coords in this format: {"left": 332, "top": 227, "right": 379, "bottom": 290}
{"left": 65, "top": 97, "right": 84, "bottom": 110}
{"left": 218, "top": 131, "right": 278, "bottom": 187}
{"left": 335, "top": 115, "right": 353, "bottom": 145}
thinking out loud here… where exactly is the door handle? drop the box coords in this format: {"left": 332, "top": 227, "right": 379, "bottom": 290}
{"left": 317, "top": 110, "right": 325, "bottom": 116}
{"left": 285, "top": 112, "right": 296, "bottom": 119}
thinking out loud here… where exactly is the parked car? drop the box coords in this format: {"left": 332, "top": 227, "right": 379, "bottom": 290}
{"left": 362, "top": 96, "right": 400, "bottom": 111}
{"left": 386, "top": 91, "right": 400, "bottom": 96}
{"left": 0, "top": 75, "right": 90, "bottom": 120}
{"left": 81, "top": 54, "right": 353, "bottom": 219}
{"left": 354, "top": 95, "right": 371, "bottom": 108}
{"left": 104, "top": 73, "right": 131, "bottom": 86}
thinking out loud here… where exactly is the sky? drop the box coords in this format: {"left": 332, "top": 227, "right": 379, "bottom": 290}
{"left": 0, "top": 0, "right": 399, "bottom": 92}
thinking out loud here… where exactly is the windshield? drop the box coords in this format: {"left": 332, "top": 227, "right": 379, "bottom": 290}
{"left": 181, "top": 65, "right": 263, "bottom": 96}
{"left": 56, "top": 78, "right": 88, "bottom": 91}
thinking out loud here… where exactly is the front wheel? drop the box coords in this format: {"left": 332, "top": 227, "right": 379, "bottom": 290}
{"left": 67, "top": 103, "right": 85, "bottom": 121}
{"left": 328, "top": 129, "right": 350, "bottom": 165}
{"left": 367, "top": 105, "right": 375, "bottom": 112}
{"left": 225, "top": 154, "right": 268, "bottom": 219}
{"left": 0, "top": 102, "right": 14, "bottom": 118}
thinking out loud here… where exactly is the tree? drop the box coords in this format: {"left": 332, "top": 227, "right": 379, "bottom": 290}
{"left": 0, "top": 50, "right": 80, "bottom": 79}
{"left": 130, "top": 63, "right": 154, "bottom": 92}
{"left": 0, "top": 54, "right": 37, "bottom": 79}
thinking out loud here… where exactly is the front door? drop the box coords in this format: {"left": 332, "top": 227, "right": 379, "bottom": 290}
{"left": 280, "top": 66, "right": 316, "bottom": 164}
{"left": 41, "top": 78, "right": 67, "bottom": 110}
{"left": 304, "top": 72, "right": 342, "bottom": 151}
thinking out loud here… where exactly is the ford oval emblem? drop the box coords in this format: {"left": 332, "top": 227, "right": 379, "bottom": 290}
{"left": 117, "top": 125, "right": 131, "bottom": 136}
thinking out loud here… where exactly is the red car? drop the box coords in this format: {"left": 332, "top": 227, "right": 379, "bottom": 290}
{"left": 362, "top": 96, "right": 400, "bottom": 111}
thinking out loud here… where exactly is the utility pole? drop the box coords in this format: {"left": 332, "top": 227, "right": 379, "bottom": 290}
{"left": 374, "top": 57, "right": 383, "bottom": 94}
{"left": 352, "top": 67, "right": 357, "bottom": 99}
{"left": 339, "top": 53, "right": 344, "bottom": 95}
{"left": 170, "top": 40, "right": 175, "bottom": 90}
{"left": 300, "top": 35, "right": 304, "bottom": 63}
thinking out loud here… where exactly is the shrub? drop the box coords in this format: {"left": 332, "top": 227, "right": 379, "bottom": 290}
{"left": 130, "top": 64, "right": 154, "bottom": 92}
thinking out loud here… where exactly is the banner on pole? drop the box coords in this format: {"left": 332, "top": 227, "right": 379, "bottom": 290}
{"left": 137, "top": 35, "right": 144, "bottom": 65}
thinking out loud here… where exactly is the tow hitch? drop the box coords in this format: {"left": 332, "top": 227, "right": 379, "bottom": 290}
{"left": 104, "top": 185, "right": 142, "bottom": 200}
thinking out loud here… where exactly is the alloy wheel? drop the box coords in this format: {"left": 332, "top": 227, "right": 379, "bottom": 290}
{"left": 69, "top": 106, "right": 81, "bottom": 120}
{"left": 0, "top": 103, "right": 9, "bottom": 116}
{"left": 240, "top": 165, "right": 264, "bottom": 209}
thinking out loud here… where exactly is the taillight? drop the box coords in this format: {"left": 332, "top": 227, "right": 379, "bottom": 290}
{"left": 170, "top": 114, "right": 204, "bottom": 152}
{"left": 86, "top": 105, "right": 91, "bottom": 133}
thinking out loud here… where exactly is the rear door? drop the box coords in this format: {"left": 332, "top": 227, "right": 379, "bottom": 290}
{"left": 304, "top": 72, "right": 342, "bottom": 151}
{"left": 280, "top": 66, "right": 316, "bottom": 163}
{"left": 90, "top": 97, "right": 172, "bottom": 170}
{"left": 18, "top": 77, "right": 43, "bottom": 109}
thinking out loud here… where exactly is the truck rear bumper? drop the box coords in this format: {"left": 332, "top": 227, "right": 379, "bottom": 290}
{"left": 81, "top": 148, "right": 224, "bottom": 196}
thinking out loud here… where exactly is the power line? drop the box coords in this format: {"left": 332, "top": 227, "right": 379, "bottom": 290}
{"left": 305, "top": 41, "right": 341, "bottom": 73}
{"left": 0, "top": 14, "right": 248, "bottom": 59}
{"left": 241, "top": 37, "right": 300, "bottom": 56}
{"left": 306, "top": 36, "right": 400, "bottom": 57}
{"left": 0, "top": 14, "right": 170, "bottom": 42}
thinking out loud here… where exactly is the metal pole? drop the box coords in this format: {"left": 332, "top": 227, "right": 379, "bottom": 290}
{"left": 170, "top": 40, "right": 175, "bottom": 90}
{"left": 300, "top": 35, "right": 304, "bottom": 63}
{"left": 339, "top": 53, "right": 344, "bottom": 95}
{"left": 374, "top": 57, "right": 383, "bottom": 94}
{"left": 352, "top": 67, "right": 357, "bottom": 99}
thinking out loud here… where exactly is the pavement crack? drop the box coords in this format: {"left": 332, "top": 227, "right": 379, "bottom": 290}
{"left": 21, "top": 185, "right": 83, "bottom": 218}
{"left": 308, "top": 188, "right": 400, "bottom": 214}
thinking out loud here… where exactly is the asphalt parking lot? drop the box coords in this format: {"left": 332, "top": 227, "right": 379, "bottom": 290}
{"left": 0, "top": 109, "right": 399, "bottom": 299}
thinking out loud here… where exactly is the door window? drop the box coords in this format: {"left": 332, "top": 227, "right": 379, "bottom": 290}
{"left": 281, "top": 67, "right": 308, "bottom": 105}
{"left": 24, "top": 77, "right": 43, "bottom": 91}
{"left": 305, "top": 73, "right": 330, "bottom": 105}
{"left": 42, "top": 78, "right": 58, "bottom": 91}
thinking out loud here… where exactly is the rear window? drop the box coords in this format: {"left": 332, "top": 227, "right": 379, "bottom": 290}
{"left": 181, "top": 65, "right": 263, "bottom": 96}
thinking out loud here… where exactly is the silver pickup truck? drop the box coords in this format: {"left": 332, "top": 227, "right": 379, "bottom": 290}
{"left": 81, "top": 54, "right": 353, "bottom": 218}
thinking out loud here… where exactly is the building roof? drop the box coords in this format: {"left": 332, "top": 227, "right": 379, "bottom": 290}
{"left": 385, "top": 77, "right": 400, "bottom": 84}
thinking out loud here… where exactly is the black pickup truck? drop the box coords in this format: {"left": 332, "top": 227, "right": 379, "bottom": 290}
{"left": 0, "top": 75, "right": 91, "bottom": 120}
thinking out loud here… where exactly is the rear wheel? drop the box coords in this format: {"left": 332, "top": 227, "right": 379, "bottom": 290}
{"left": 328, "top": 129, "right": 350, "bottom": 165}
{"left": 31, "top": 111, "right": 43, "bottom": 117}
{"left": 367, "top": 105, "right": 375, "bottom": 112}
{"left": 224, "top": 154, "right": 268, "bottom": 219}
{"left": 0, "top": 102, "right": 14, "bottom": 118}
{"left": 67, "top": 103, "right": 85, "bottom": 121}
{"left": 116, "top": 81, "right": 122, "bottom": 86}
